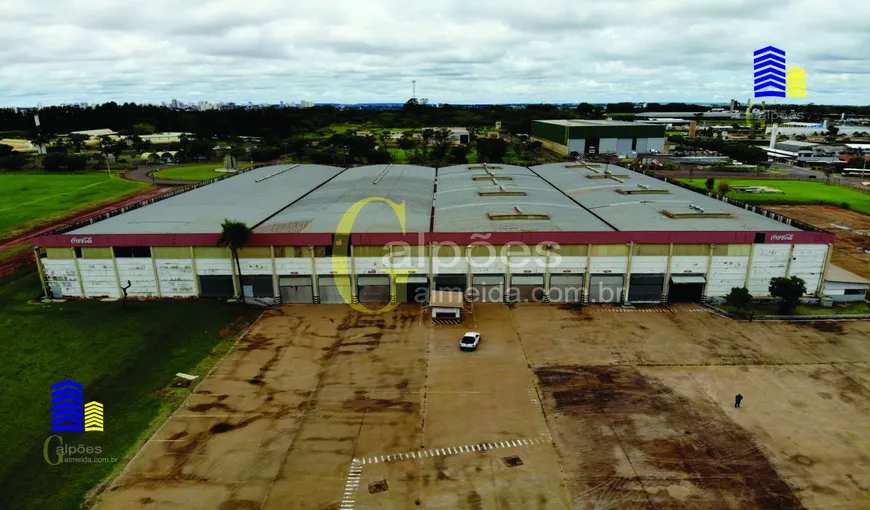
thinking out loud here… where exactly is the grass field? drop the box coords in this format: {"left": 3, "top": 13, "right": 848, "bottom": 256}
{"left": 0, "top": 273, "right": 258, "bottom": 509}
{"left": 151, "top": 162, "right": 254, "bottom": 181}
{"left": 678, "top": 178, "right": 870, "bottom": 215}
{"left": 0, "top": 174, "right": 146, "bottom": 239}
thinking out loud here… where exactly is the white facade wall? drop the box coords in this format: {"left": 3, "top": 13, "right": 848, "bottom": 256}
{"left": 629, "top": 256, "right": 668, "bottom": 274}
{"left": 79, "top": 260, "right": 120, "bottom": 298}
{"left": 155, "top": 259, "right": 197, "bottom": 297}
{"left": 506, "top": 255, "right": 548, "bottom": 273}
{"left": 433, "top": 257, "right": 469, "bottom": 275}
{"left": 274, "top": 258, "right": 313, "bottom": 275}
{"left": 196, "top": 259, "right": 233, "bottom": 276}
{"left": 706, "top": 256, "right": 750, "bottom": 296}
{"left": 670, "top": 256, "right": 708, "bottom": 274}
{"left": 788, "top": 244, "right": 828, "bottom": 293}
{"left": 238, "top": 258, "right": 273, "bottom": 275}
{"left": 549, "top": 256, "right": 587, "bottom": 274}
{"left": 468, "top": 256, "right": 506, "bottom": 274}
{"left": 354, "top": 256, "right": 389, "bottom": 274}
{"left": 116, "top": 258, "right": 158, "bottom": 297}
{"left": 747, "top": 244, "right": 791, "bottom": 295}
{"left": 389, "top": 255, "right": 429, "bottom": 274}
{"left": 590, "top": 256, "right": 628, "bottom": 274}
{"left": 43, "top": 259, "right": 82, "bottom": 297}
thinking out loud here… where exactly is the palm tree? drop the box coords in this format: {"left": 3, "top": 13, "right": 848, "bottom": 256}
{"left": 218, "top": 219, "right": 252, "bottom": 304}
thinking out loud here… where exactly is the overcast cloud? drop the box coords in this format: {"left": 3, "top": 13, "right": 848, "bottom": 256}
{"left": 1, "top": 0, "right": 868, "bottom": 106}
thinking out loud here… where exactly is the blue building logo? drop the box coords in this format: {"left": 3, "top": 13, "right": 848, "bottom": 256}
{"left": 51, "top": 380, "right": 104, "bottom": 432}
{"left": 753, "top": 46, "right": 806, "bottom": 98}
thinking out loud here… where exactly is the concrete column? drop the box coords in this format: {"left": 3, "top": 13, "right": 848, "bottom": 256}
{"left": 701, "top": 244, "right": 714, "bottom": 302}
{"left": 228, "top": 246, "right": 239, "bottom": 297}
{"left": 466, "top": 245, "right": 473, "bottom": 295}
{"left": 387, "top": 244, "right": 396, "bottom": 304}
{"left": 743, "top": 244, "right": 756, "bottom": 289}
{"left": 110, "top": 247, "right": 123, "bottom": 297}
{"left": 503, "top": 248, "right": 512, "bottom": 303}
{"left": 662, "top": 243, "right": 674, "bottom": 304}
{"left": 350, "top": 244, "right": 358, "bottom": 304}
{"left": 583, "top": 244, "right": 592, "bottom": 304}
{"left": 543, "top": 246, "right": 551, "bottom": 303}
{"left": 310, "top": 246, "right": 320, "bottom": 303}
{"left": 33, "top": 248, "right": 48, "bottom": 298}
{"left": 72, "top": 248, "right": 86, "bottom": 297}
{"left": 428, "top": 243, "right": 435, "bottom": 299}
{"left": 784, "top": 243, "right": 796, "bottom": 277}
{"left": 817, "top": 244, "right": 833, "bottom": 296}
{"left": 190, "top": 246, "right": 201, "bottom": 296}
{"left": 270, "top": 246, "right": 279, "bottom": 299}
{"left": 623, "top": 242, "right": 634, "bottom": 304}
{"left": 151, "top": 253, "right": 163, "bottom": 298}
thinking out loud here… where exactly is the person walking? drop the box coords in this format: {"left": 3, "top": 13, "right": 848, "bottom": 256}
{"left": 735, "top": 394, "right": 743, "bottom": 408}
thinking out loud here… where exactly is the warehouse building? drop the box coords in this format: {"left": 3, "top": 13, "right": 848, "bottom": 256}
{"left": 34, "top": 162, "right": 834, "bottom": 306}
{"left": 530, "top": 119, "right": 667, "bottom": 156}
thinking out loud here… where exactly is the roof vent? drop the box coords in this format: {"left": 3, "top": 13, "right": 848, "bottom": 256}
{"left": 689, "top": 204, "right": 705, "bottom": 212}
{"left": 514, "top": 206, "right": 525, "bottom": 214}
{"left": 638, "top": 183, "right": 649, "bottom": 190}
{"left": 255, "top": 165, "right": 298, "bottom": 183}
{"left": 372, "top": 164, "right": 393, "bottom": 185}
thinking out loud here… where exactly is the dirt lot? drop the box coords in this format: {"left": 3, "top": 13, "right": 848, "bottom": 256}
{"left": 99, "top": 304, "right": 870, "bottom": 509}
{"left": 768, "top": 205, "right": 870, "bottom": 280}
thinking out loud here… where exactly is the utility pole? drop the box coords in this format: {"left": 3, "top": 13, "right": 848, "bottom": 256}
{"left": 412, "top": 80, "right": 416, "bottom": 99}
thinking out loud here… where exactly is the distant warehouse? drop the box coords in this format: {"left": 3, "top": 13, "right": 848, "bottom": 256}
{"left": 34, "top": 163, "right": 834, "bottom": 306}
{"left": 530, "top": 119, "right": 666, "bottom": 156}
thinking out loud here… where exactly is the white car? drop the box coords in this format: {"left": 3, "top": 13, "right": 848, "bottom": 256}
{"left": 460, "top": 332, "right": 481, "bottom": 351}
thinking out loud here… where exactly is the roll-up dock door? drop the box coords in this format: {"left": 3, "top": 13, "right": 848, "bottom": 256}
{"left": 589, "top": 275, "right": 624, "bottom": 303}
{"left": 511, "top": 275, "right": 544, "bottom": 302}
{"left": 358, "top": 275, "right": 391, "bottom": 303}
{"left": 398, "top": 275, "right": 428, "bottom": 304}
{"left": 628, "top": 274, "right": 665, "bottom": 303}
{"left": 279, "top": 276, "right": 314, "bottom": 303}
{"left": 549, "top": 275, "right": 584, "bottom": 303}
{"left": 669, "top": 275, "right": 706, "bottom": 303}
{"left": 318, "top": 275, "right": 348, "bottom": 304}
{"left": 472, "top": 275, "right": 505, "bottom": 303}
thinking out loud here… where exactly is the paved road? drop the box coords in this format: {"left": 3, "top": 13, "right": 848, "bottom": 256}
{"left": 770, "top": 162, "right": 868, "bottom": 190}
{"left": 124, "top": 165, "right": 196, "bottom": 186}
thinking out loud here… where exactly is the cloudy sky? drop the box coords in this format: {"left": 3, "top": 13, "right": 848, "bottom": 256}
{"left": 1, "top": 0, "right": 868, "bottom": 106}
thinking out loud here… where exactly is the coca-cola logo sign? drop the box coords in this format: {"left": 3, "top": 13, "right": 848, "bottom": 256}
{"left": 70, "top": 237, "right": 94, "bottom": 245}
{"left": 769, "top": 234, "right": 794, "bottom": 241}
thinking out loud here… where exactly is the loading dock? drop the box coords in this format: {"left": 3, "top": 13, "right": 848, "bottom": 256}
{"left": 198, "top": 275, "right": 235, "bottom": 298}
{"left": 279, "top": 276, "right": 314, "bottom": 303}
{"left": 511, "top": 275, "right": 545, "bottom": 302}
{"left": 669, "top": 274, "right": 706, "bottom": 302}
{"left": 548, "top": 275, "right": 585, "bottom": 303}
{"left": 357, "top": 275, "right": 391, "bottom": 303}
{"left": 628, "top": 274, "right": 665, "bottom": 303}
{"left": 472, "top": 275, "right": 505, "bottom": 303}
{"left": 318, "top": 275, "right": 346, "bottom": 304}
{"left": 398, "top": 275, "right": 429, "bottom": 304}
{"left": 434, "top": 274, "right": 467, "bottom": 293}
{"left": 589, "top": 274, "right": 624, "bottom": 303}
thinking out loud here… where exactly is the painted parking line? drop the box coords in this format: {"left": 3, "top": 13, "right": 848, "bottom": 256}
{"left": 355, "top": 432, "right": 552, "bottom": 466}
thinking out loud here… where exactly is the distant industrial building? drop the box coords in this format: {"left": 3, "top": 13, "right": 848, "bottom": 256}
{"left": 635, "top": 112, "right": 741, "bottom": 120}
{"left": 530, "top": 120, "right": 666, "bottom": 156}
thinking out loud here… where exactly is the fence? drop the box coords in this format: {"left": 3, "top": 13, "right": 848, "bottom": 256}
{"left": 43, "top": 163, "right": 271, "bottom": 236}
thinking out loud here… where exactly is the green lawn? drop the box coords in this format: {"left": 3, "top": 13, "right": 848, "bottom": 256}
{"left": 151, "top": 162, "right": 254, "bottom": 181}
{"left": 678, "top": 178, "right": 870, "bottom": 215}
{"left": 0, "top": 273, "right": 257, "bottom": 509}
{"left": 0, "top": 174, "right": 147, "bottom": 240}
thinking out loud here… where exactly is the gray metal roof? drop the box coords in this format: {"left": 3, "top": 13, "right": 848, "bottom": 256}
{"left": 530, "top": 163, "right": 800, "bottom": 232}
{"left": 433, "top": 164, "right": 613, "bottom": 232}
{"left": 71, "top": 164, "right": 345, "bottom": 234}
{"left": 534, "top": 119, "right": 641, "bottom": 127}
{"left": 255, "top": 164, "right": 435, "bottom": 234}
